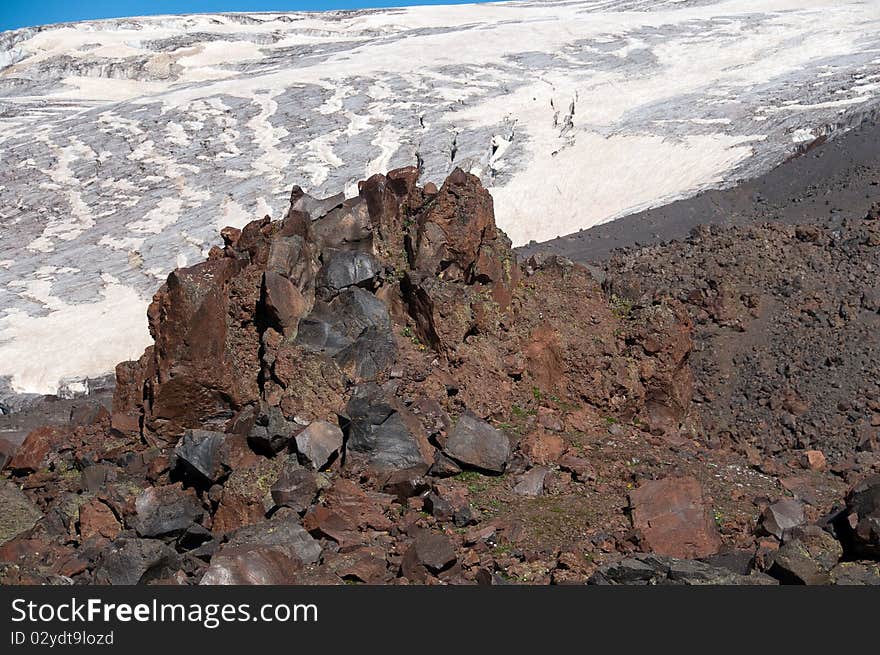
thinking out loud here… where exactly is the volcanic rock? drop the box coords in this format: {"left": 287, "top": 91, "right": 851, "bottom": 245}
{"left": 345, "top": 384, "right": 428, "bottom": 473}
{"left": 316, "top": 250, "right": 380, "bottom": 300}
{"left": 270, "top": 466, "right": 318, "bottom": 513}
{"left": 93, "top": 538, "right": 178, "bottom": 585}
{"left": 200, "top": 545, "right": 303, "bottom": 585}
{"left": 760, "top": 499, "right": 806, "bottom": 540}
{"left": 78, "top": 498, "right": 121, "bottom": 541}
{"left": 224, "top": 514, "right": 322, "bottom": 565}
{"left": 423, "top": 481, "right": 477, "bottom": 527}
{"left": 8, "top": 426, "right": 65, "bottom": 473}
{"left": 248, "top": 405, "right": 295, "bottom": 455}
{"left": 513, "top": 466, "right": 549, "bottom": 497}
{"left": 174, "top": 429, "right": 230, "bottom": 483}
{"left": 133, "top": 484, "right": 203, "bottom": 538}
{"left": 841, "top": 475, "right": 880, "bottom": 558}
{"left": 263, "top": 270, "right": 308, "bottom": 336}
{"left": 401, "top": 532, "right": 457, "bottom": 582}
{"left": 294, "top": 421, "right": 343, "bottom": 470}
{"left": 628, "top": 476, "right": 721, "bottom": 559}
{"left": 443, "top": 413, "right": 511, "bottom": 473}
{"left": 0, "top": 480, "right": 42, "bottom": 545}
{"left": 767, "top": 526, "right": 843, "bottom": 585}
{"left": 588, "top": 554, "right": 777, "bottom": 585}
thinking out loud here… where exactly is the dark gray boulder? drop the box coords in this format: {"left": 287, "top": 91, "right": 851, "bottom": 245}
{"left": 174, "top": 429, "right": 229, "bottom": 483}
{"left": 443, "top": 413, "right": 510, "bottom": 473}
{"left": 225, "top": 513, "right": 322, "bottom": 565}
{"left": 94, "top": 538, "right": 178, "bottom": 585}
{"left": 132, "top": 485, "right": 203, "bottom": 538}
{"left": 316, "top": 250, "right": 380, "bottom": 299}
{"left": 345, "top": 384, "right": 426, "bottom": 472}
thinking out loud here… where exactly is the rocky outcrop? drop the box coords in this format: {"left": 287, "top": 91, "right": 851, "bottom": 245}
{"left": 0, "top": 167, "right": 715, "bottom": 586}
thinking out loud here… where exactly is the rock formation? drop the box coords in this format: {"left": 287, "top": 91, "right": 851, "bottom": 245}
{"left": 0, "top": 167, "right": 878, "bottom": 585}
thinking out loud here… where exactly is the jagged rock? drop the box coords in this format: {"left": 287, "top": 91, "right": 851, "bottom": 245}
{"left": 410, "top": 168, "right": 519, "bottom": 306}
{"left": 558, "top": 454, "right": 596, "bottom": 482}
{"left": 427, "top": 452, "right": 462, "bottom": 477}
{"left": 841, "top": 475, "right": 880, "bottom": 559}
{"left": 248, "top": 405, "right": 295, "bottom": 454}
{"left": 0, "top": 480, "right": 42, "bottom": 545}
{"left": 295, "top": 287, "right": 396, "bottom": 381}
{"left": 345, "top": 384, "right": 428, "bottom": 473}
{"left": 297, "top": 287, "right": 391, "bottom": 354}
{"left": 79, "top": 498, "right": 121, "bottom": 541}
{"left": 200, "top": 545, "right": 303, "bottom": 585}
{"left": 302, "top": 506, "right": 361, "bottom": 548}
{"left": 174, "top": 429, "right": 230, "bottom": 483}
{"left": 224, "top": 514, "right": 322, "bottom": 565}
{"left": 93, "top": 538, "right": 178, "bottom": 585}
{"left": 263, "top": 271, "right": 308, "bottom": 336}
{"left": 588, "top": 554, "right": 776, "bottom": 585}
{"left": 311, "top": 198, "right": 372, "bottom": 250}
{"left": 830, "top": 561, "right": 880, "bottom": 585}
{"left": 443, "top": 413, "right": 510, "bottom": 473}
{"left": 289, "top": 186, "right": 344, "bottom": 220}
{"left": 302, "top": 478, "right": 392, "bottom": 547}
{"left": 423, "top": 482, "right": 477, "bottom": 527}
{"left": 316, "top": 250, "right": 380, "bottom": 300}
{"left": 768, "top": 526, "right": 842, "bottom": 585}
{"left": 629, "top": 476, "right": 721, "bottom": 559}
{"left": 334, "top": 326, "right": 396, "bottom": 381}
{"left": 141, "top": 256, "right": 245, "bottom": 444}
{"left": 294, "top": 421, "right": 343, "bottom": 470}
{"left": 326, "top": 546, "right": 390, "bottom": 584}
{"left": 513, "top": 466, "right": 549, "bottom": 497}
{"left": 270, "top": 466, "right": 318, "bottom": 513}
{"left": 379, "top": 467, "right": 430, "bottom": 500}
{"left": 760, "top": 498, "right": 806, "bottom": 540}
{"left": 133, "top": 484, "right": 203, "bottom": 538}
{"left": 401, "top": 532, "right": 457, "bottom": 582}
{"left": 8, "top": 426, "right": 65, "bottom": 473}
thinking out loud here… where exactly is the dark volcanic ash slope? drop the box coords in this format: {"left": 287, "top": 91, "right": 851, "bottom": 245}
{"left": 604, "top": 206, "right": 880, "bottom": 470}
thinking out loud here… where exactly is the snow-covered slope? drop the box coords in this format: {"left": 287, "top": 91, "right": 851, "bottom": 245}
{"left": 1, "top": 0, "right": 880, "bottom": 398}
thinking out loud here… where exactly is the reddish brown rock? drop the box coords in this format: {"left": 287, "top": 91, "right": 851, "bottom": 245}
{"left": 8, "top": 426, "right": 65, "bottom": 473}
{"left": 212, "top": 492, "right": 266, "bottom": 536}
{"left": 401, "top": 532, "right": 457, "bottom": 583}
{"left": 200, "top": 545, "right": 302, "bottom": 585}
{"left": 558, "top": 454, "right": 596, "bottom": 482}
{"left": 79, "top": 499, "right": 121, "bottom": 541}
{"left": 629, "top": 476, "right": 721, "bottom": 559}
{"left": 263, "top": 270, "right": 308, "bottom": 336}
{"left": 801, "top": 450, "right": 827, "bottom": 471}
{"left": 520, "top": 431, "right": 565, "bottom": 466}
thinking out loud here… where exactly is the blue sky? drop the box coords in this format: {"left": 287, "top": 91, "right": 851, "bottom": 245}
{"left": 1, "top": 1, "right": 487, "bottom": 32}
